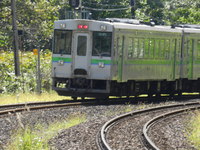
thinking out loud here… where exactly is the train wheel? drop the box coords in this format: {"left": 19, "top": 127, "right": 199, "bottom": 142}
{"left": 72, "top": 97, "right": 77, "bottom": 100}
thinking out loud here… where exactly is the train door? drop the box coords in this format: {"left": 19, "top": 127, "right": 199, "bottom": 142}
{"left": 73, "top": 33, "right": 91, "bottom": 76}
{"left": 181, "top": 34, "right": 194, "bottom": 79}
{"left": 117, "top": 36, "right": 125, "bottom": 82}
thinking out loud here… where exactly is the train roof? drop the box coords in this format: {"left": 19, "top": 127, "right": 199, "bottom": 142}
{"left": 54, "top": 19, "right": 200, "bottom": 33}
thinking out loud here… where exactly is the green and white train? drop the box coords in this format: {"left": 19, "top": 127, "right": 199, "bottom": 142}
{"left": 52, "top": 19, "right": 200, "bottom": 99}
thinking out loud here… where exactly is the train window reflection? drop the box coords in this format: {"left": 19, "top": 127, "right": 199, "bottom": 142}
{"left": 54, "top": 30, "right": 72, "bottom": 54}
{"left": 77, "top": 36, "right": 87, "bottom": 56}
{"left": 92, "top": 32, "right": 112, "bottom": 57}
{"left": 197, "top": 40, "right": 200, "bottom": 58}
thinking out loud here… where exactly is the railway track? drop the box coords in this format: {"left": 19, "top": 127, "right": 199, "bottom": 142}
{"left": 98, "top": 101, "right": 200, "bottom": 150}
{"left": 0, "top": 95, "right": 199, "bottom": 119}
{"left": 0, "top": 100, "right": 95, "bottom": 117}
{"left": 0, "top": 94, "right": 199, "bottom": 113}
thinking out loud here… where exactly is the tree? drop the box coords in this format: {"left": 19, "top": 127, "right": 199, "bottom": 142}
{"left": 164, "top": 0, "right": 200, "bottom": 24}
{"left": 0, "top": 0, "right": 61, "bottom": 51}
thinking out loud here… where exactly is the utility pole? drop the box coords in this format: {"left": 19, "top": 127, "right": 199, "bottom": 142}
{"left": 130, "top": 0, "right": 136, "bottom": 19}
{"left": 11, "top": 0, "right": 20, "bottom": 76}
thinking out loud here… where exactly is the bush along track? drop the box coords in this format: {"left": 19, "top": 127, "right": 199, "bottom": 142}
{"left": 0, "top": 50, "right": 52, "bottom": 94}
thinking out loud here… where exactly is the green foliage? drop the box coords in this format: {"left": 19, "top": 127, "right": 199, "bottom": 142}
{"left": 186, "top": 111, "right": 200, "bottom": 149}
{"left": 82, "top": 0, "right": 132, "bottom": 19}
{"left": 164, "top": 0, "right": 200, "bottom": 25}
{"left": 7, "top": 113, "right": 86, "bottom": 150}
{"left": 8, "top": 127, "right": 48, "bottom": 150}
{"left": 0, "top": 50, "right": 52, "bottom": 94}
{"left": 0, "top": 0, "right": 200, "bottom": 52}
{"left": 0, "top": 0, "right": 60, "bottom": 50}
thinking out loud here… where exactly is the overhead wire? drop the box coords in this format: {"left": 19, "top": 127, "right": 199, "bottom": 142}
{"left": 82, "top": 1, "right": 131, "bottom": 12}
{"left": 83, "top": 6, "right": 132, "bottom": 11}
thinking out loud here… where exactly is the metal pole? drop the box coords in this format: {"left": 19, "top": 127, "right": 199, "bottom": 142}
{"left": 37, "top": 48, "right": 41, "bottom": 94}
{"left": 11, "top": 0, "right": 20, "bottom": 76}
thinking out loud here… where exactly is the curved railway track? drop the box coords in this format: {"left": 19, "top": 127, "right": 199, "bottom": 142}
{"left": 143, "top": 105, "right": 200, "bottom": 150}
{"left": 0, "top": 94, "right": 199, "bottom": 113}
{"left": 0, "top": 100, "right": 95, "bottom": 117}
{"left": 98, "top": 101, "right": 200, "bottom": 150}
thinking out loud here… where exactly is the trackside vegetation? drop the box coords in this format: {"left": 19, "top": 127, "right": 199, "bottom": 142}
{"left": 186, "top": 111, "right": 200, "bottom": 149}
{"left": 0, "top": 92, "right": 68, "bottom": 105}
{"left": 7, "top": 113, "right": 86, "bottom": 150}
{"left": 0, "top": 50, "right": 51, "bottom": 94}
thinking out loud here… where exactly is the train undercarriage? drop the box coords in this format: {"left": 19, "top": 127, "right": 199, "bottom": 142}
{"left": 53, "top": 77, "right": 200, "bottom": 99}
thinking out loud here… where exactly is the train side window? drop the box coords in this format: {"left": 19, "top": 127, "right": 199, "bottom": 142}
{"left": 144, "top": 39, "right": 149, "bottom": 58}
{"left": 138, "top": 38, "right": 144, "bottom": 58}
{"left": 197, "top": 40, "right": 200, "bottom": 58}
{"left": 149, "top": 39, "right": 155, "bottom": 58}
{"left": 133, "top": 38, "right": 139, "bottom": 58}
{"left": 165, "top": 40, "right": 170, "bottom": 59}
{"left": 77, "top": 36, "right": 87, "bottom": 56}
{"left": 117, "top": 37, "right": 123, "bottom": 57}
{"left": 54, "top": 30, "right": 72, "bottom": 54}
{"left": 176, "top": 39, "right": 181, "bottom": 59}
{"left": 184, "top": 39, "right": 192, "bottom": 58}
{"left": 160, "top": 40, "right": 165, "bottom": 58}
{"left": 155, "top": 39, "right": 160, "bottom": 59}
{"left": 92, "top": 32, "right": 112, "bottom": 57}
{"left": 128, "top": 38, "right": 133, "bottom": 58}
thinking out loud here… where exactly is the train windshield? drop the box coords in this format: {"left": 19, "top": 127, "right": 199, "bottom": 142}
{"left": 92, "top": 32, "right": 112, "bottom": 57}
{"left": 53, "top": 30, "right": 72, "bottom": 54}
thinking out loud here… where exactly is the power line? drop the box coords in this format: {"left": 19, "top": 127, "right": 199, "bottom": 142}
{"left": 83, "top": 6, "right": 132, "bottom": 11}
{"left": 82, "top": 1, "right": 129, "bottom": 7}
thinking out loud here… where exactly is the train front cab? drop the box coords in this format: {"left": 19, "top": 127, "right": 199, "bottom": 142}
{"left": 52, "top": 20, "right": 113, "bottom": 98}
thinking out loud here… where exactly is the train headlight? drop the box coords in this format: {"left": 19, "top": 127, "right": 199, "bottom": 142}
{"left": 58, "top": 60, "right": 64, "bottom": 66}
{"left": 60, "top": 23, "right": 66, "bottom": 29}
{"left": 100, "top": 25, "right": 107, "bottom": 31}
{"left": 98, "top": 62, "right": 105, "bottom": 68}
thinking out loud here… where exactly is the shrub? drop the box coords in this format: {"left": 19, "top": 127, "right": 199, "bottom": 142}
{"left": 0, "top": 50, "right": 52, "bottom": 94}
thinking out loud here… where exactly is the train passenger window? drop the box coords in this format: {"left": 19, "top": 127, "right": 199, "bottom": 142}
{"left": 138, "top": 38, "right": 144, "bottom": 58}
{"left": 128, "top": 38, "right": 133, "bottom": 58}
{"left": 197, "top": 40, "right": 200, "bottom": 58}
{"left": 160, "top": 40, "right": 165, "bottom": 58}
{"left": 155, "top": 39, "right": 160, "bottom": 58}
{"left": 176, "top": 39, "right": 181, "bottom": 59}
{"left": 165, "top": 40, "right": 170, "bottom": 59}
{"left": 92, "top": 32, "right": 112, "bottom": 57}
{"left": 149, "top": 39, "right": 155, "bottom": 58}
{"left": 144, "top": 39, "right": 149, "bottom": 58}
{"left": 133, "top": 38, "right": 139, "bottom": 58}
{"left": 77, "top": 36, "right": 87, "bottom": 56}
{"left": 184, "top": 39, "right": 192, "bottom": 58}
{"left": 54, "top": 30, "right": 72, "bottom": 54}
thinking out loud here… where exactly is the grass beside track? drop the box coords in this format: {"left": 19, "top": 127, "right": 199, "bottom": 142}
{"left": 187, "top": 111, "right": 200, "bottom": 150}
{"left": 6, "top": 113, "right": 86, "bottom": 150}
{"left": 0, "top": 92, "right": 70, "bottom": 105}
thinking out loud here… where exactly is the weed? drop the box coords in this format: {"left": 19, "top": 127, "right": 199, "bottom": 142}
{"left": 186, "top": 111, "right": 200, "bottom": 149}
{"left": 7, "top": 113, "right": 86, "bottom": 150}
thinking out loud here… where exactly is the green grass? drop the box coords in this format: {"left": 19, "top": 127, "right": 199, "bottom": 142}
{"left": 7, "top": 113, "right": 86, "bottom": 150}
{"left": 186, "top": 111, "right": 200, "bottom": 149}
{"left": 0, "top": 92, "right": 71, "bottom": 105}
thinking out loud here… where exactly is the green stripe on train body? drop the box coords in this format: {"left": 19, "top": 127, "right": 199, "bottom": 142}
{"left": 52, "top": 57, "right": 72, "bottom": 63}
{"left": 91, "top": 59, "right": 111, "bottom": 65}
{"left": 124, "top": 59, "right": 172, "bottom": 65}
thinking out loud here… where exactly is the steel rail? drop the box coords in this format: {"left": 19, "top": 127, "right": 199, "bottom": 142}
{"left": 99, "top": 101, "right": 200, "bottom": 150}
{"left": 0, "top": 99, "right": 94, "bottom": 109}
{"left": 0, "top": 94, "right": 199, "bottom": 110}
{"left": 142, "top": 105, "right": 200, "bottom": 150}
{"left": 0, "top": 101, "right": 93, "bottom": 117}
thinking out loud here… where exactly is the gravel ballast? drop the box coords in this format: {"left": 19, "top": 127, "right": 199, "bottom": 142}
{"left": 0, "top": 101, "right": 197, "bottom": 150}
